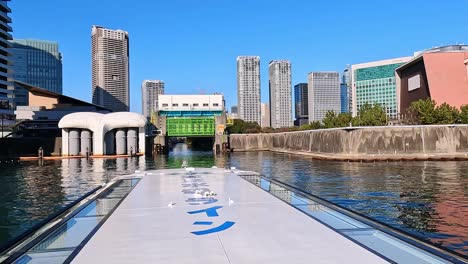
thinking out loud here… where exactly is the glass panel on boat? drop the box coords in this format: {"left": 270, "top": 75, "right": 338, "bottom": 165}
{"left": 341, "top": 229, "right": 451, "bottom": 264}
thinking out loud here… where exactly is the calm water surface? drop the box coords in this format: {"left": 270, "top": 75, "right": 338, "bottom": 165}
{"left": 0, "top": 144, "right": 467, "bottom": 256}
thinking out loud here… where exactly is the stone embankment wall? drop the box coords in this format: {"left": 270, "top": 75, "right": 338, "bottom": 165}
{"left": 229, "top": 125, "right": 468, "bottom": 161}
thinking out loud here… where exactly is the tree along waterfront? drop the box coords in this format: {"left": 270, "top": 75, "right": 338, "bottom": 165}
{"left": 228, "top": 99, "right": 468, "bottom": 134}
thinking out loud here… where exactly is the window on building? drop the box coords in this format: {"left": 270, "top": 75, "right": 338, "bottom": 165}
{"left": 162, "top": 103, "right": 168, "bottom": 107}
{"left": 193, "top": 103, "right": 199, "bottom": 107}
{"left": 203, "top": 103, "right": 209, "bottom": 107}
{"left": 183, "top": 103, "right": 189, "bottom": 107}
{"left": 172, "top": 103, "right": 178, "bottom": 107}
{"left": 213, "top": 103, "right": 219, "bottom": 107}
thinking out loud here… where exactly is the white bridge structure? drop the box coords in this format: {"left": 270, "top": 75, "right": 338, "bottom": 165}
{"left": 58, "top": 112, "right": 146, "bottom": 156}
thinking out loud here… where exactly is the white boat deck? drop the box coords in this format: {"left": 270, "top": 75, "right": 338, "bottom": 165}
{"left": 71, "top": 168, "right": 387, "bottom": 264}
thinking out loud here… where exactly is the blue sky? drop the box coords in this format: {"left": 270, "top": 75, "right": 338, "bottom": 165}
{"left": 9, "top": 0, "right": 468, "bottom": 113}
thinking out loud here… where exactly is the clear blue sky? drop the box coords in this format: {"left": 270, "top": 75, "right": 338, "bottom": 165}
{"left": 9, "top": 0, "right": 468, "bottom": 113}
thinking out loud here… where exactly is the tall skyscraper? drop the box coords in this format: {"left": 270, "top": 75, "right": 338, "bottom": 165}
{"left": 261, "top": 102, "right": 270, "bottom": 128}
{"left": 340, "top": 68, "right": 349, "bottom": 113}
{"left": 340, "top": 83, "right": 348, "bottom": 113}
{"left": 11, "top": 39, "right": 62, "bottom": 106}
{"left": 269, "top": 60, "right": 292, "bottom": 128}
{"left": 0, "top": 1, "right": 14, "bottom": 128}
{"left": 294, "top": 83, "right": 308, "bottom": 126}
{"left": 237, "top": 56, "right": 260, "bottom": 124}
{"left": 343, "top": 65, "right": 352, "bottom": 113}
{"left": 307, "top": 72, "right": 341, "bottom": 122}
{"left": 141, "top": 80, "right": 164, "bottom": 118}
{"left": 92, "top": 26, "right": 129, "bottom": 112}
{"left": 351, "top": 57, "right": 411, "bottom": 118}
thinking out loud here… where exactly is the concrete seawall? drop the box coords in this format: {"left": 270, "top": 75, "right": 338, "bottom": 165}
{"left": 229, "top": 125, "right": 468, "bottom": 161}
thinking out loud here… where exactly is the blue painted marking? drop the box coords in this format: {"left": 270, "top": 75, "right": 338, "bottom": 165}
{"left": 186, "top": 198, "right": 218, "bottom": 205}
{"left": 182, "top": 188, "right": 210, "bottom": 194}
{"left": 193, "top": 221, "right": 213, "bottom": 225}
{"left": 191, "top": 221, "right": 235, "bottom": 235}
{"left": 187, "top": 206, "right": 223, "bottom": 217}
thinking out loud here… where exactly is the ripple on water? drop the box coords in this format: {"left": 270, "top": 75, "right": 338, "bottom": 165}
{"left": 0, "top": 149, "right": 467, "bottom": 257}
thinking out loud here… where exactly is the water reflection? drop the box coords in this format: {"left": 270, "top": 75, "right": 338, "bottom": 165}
{"left": 0, "top": 148, "right": 466, "bottom": 256}
{"left": 229, "top": 152, "right": 468, "bottom": 255}
{"left": 153, "top": 143, "right": 227, "bottom": 169}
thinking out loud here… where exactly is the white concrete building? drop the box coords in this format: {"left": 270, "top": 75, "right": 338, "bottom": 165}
{"left": 308, "top": 72, "right": 341, "bottom": 122}
{"left": 59, "top": 112, "right": 146, "bottom": 156}
{"left": 158, "top": 94, "right": 224, "bottom": 112}
{"left": 237, "top": 56, "right": 261, "bottom": 124}
{"left": 142, "top": 80, "right": 164, "bottom": 118}
{"left": 92, "top": 26, "right": 129, "bottom": 112}
{"left": 261, "top": 103, "right": 270, "bottom": 128}
{"left": 269, "top": 60, "right": 292, "bottom": 128}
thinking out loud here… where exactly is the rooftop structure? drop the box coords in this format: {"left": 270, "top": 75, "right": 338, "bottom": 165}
{"left": 158, "top": 94, "right": 224, "bottom": 113}
{"left": 414, "top": 44, "right": 468, "bottom": 57}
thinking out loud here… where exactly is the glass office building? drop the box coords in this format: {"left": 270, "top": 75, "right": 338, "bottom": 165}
{"left": 351, "top": 57, "right": 411, "bottom": 118}
{"left": 294, "top": 83, "right": 308, "bottom": 125}
{"left": 340, "top": 83, "right": 348, "bottom": 113}
{"left": 11, "top": 39, "right": 63, "bottom": 106}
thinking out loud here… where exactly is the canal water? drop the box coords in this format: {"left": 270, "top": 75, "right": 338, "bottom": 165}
{"left": 0, "top": 143, "right": 467, "bottom": 256}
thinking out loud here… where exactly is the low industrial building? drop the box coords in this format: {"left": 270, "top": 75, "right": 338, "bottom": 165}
{"left": 58, "top": 112, "right": 146, "bottom": 156}
{"left": 396, "top": 45, "right": 468, "bottom": 113}
{"left": 12, "top": 81, "right": 111, "bottom": 138}
{"left": 154, "top": 94, "right": 227, "bottom": 153}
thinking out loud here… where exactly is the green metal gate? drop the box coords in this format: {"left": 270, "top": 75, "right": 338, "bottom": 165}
{"left": 166, "top": 117, "right": 215, "bottom": 136}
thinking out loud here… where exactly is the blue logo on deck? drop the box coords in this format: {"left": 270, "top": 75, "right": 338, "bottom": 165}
{"left": 182, "top": 173, "right": 235, "bottom": 235}
{"left": 191, "top": 221, "right": 236, "bottom": 236}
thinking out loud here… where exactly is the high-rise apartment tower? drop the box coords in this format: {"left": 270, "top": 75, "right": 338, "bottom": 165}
{"left": 269, "top": 60, "right": 292, "bottom": 128}
{"left": 141, "top": 80, "right": 164, "bottom": 118}
{"left": 92, "top": 26, "right": 129, "bottom": 112}
{"left": 237, "top": 56, "right": 260, "bottom": 124}
{"left": 0, "top": 1, "right": 14, "bottom": 127}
